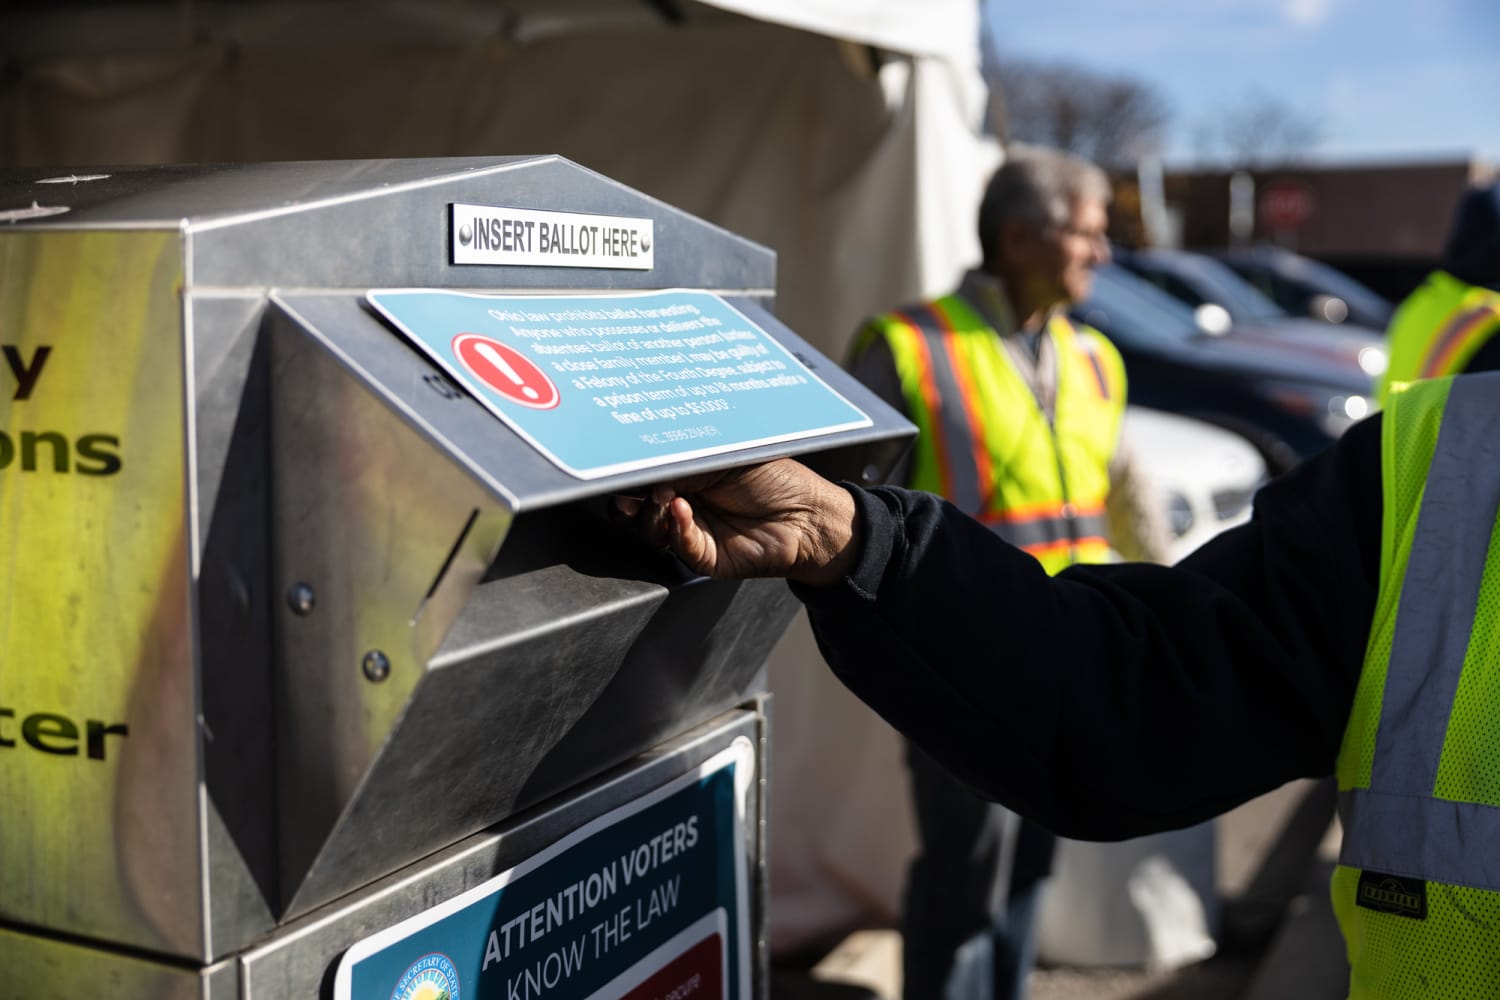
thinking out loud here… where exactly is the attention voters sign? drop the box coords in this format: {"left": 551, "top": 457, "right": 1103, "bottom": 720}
{"left": 367, "top": 289, "right": 870, "bottom": 479}
{"left": 335, "top": 740, "right": 754, "bottom": 1000}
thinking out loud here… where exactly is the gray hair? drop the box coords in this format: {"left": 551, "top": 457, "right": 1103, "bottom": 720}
{"left": 977, "top": 144, "right": 1111, "bottom": 268}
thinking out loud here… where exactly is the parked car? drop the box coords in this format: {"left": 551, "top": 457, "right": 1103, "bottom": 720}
{"left": 1123, "top": 407, "right": 1267, "bottom": 563}
{"left": 1205, "top": 243, "right": 1395, "bottom": 329}
{"left": 1113, "top": 246, "right": 1390, "bottom": 382}
{"left": 1114, "top": 245, "right": 1280, "bottom": 332}
{"left": 1074, "top": 264, "right": 1379, "bottom": 474}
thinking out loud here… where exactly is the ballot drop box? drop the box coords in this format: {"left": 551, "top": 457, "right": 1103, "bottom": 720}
{"left": 0, "top": 158, "right": 911, "bottom": 999}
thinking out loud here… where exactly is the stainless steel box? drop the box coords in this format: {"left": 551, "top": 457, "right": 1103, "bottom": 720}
{"left": 0, "top": 157, "right": 910, "bottom": 996}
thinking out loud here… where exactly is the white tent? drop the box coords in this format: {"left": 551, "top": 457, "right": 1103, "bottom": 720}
{"left": 1, "top": 0, "right": 991, "bottom": 955}
{"left": 701, "top": 0, "right": 979, "bottom": 59}
{"left": 2, "top": 0, "right": 987, "bottom": 363}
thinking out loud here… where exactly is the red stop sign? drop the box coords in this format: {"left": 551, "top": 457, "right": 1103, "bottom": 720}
{"left": 452, "top": 333, "right": 560, "bottom": 409}
{"left": 1260, "top": 181, "right": 1314, "bottom": 232}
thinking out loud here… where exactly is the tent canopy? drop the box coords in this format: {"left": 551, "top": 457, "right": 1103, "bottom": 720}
{"left": 2, "top": 0, "right": 976, "bottom": 63}
{"left": 700, "top": 0, "right": 977, "bottom": 59}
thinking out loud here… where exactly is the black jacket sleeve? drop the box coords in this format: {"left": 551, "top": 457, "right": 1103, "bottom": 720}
{"left": 791, "top": 414, "right": 1383, "bottom": 842}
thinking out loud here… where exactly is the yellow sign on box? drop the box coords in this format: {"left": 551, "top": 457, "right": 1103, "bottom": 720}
{"left": 0, "top": 229, "right": 200, "bottom": 953}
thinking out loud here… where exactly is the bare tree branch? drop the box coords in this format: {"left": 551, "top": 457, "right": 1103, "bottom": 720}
{"left": 1201, "top": 91, "right": 1325, "bottom": 166}
{"left": 989, "top": 55, "right": 1170, "bottom": 170}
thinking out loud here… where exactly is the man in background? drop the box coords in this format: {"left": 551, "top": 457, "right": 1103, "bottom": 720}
{"left": 845, "top": 145, "right": 1168, "bottom": 1000}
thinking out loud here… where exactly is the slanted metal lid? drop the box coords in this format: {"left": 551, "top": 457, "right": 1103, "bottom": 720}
{"left": 272, "top": 287, "right": 910, "bottom": 511}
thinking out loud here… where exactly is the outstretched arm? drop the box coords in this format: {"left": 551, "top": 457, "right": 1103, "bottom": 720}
{"left": 614, "top": 415, "right": 1381, "bottom": 840}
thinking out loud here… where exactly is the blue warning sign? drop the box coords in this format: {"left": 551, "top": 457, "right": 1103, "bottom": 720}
{"left": 368, "top": 289, "right": 870, "bottom": 479}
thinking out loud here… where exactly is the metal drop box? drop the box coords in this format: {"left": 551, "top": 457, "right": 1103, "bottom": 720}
{"left": 0, "top": 157, "right": 911, "bottom": 998}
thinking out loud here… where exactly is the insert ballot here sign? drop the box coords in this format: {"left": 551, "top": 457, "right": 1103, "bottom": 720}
{"left": 367, "top": 289, "right": 870, "bottom": 479}
{"left": 335, "top": 740, "right": 754, "bottom": 1000}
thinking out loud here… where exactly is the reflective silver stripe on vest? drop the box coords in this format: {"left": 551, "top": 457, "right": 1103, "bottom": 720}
{"left": 1339, "top": 374, "right": 1500, "bottom": 882}
{"left": 990, "top": 511, "right": 1109, "bottom": 550}
{"left": 1340, "top": 789, "right": 1500, "bottom": 891}
{"left": 1370, "top": 376, "right": 1500, "bottom": 795}
{"left": 905, "top": 305, "right": 985, "bottom": 515}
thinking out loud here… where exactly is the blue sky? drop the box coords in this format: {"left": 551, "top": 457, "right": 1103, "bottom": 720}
{"left": 982, "top": 0, "right": 1500, "bottom": 167}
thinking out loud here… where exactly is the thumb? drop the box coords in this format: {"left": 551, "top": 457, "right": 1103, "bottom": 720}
{"left": 667, "top": 495, "right": 717, "bottom": 576}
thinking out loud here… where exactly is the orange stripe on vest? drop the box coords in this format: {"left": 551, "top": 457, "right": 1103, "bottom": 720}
{"left": 926, "top": 301, "right": 996, "bottom": 511}
{"left": 978, "top": 498, "right": 1106, "bottom": 525}
{"left": 1420, "top": 306, "right": 1500, "bottom": 379}
{"left": 1022, "top": 536, "right": 1110, "bottom": 559}
{"left": 894, "top": 310, "right": 956, "bottom": 501}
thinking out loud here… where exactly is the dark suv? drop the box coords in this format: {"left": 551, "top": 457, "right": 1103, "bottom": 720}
{"left": 1075, "top": 264, "right": 1381, "bottom": 474}
{"left": 1205, "top": 243, "right": 1395, "bottom": 329}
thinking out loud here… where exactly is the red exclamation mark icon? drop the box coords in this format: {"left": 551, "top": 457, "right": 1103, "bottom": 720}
{"left": 452, "top": 333, "right": 560, "bottom": 409}
{"left": 475, "top": 340, "right": 540, "bottom": 401}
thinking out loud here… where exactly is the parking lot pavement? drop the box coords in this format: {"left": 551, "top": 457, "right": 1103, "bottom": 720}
{"left": 785, "top": 777, "right": 1347, "bottom": 1000}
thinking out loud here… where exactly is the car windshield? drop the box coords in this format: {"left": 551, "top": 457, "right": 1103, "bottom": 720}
{"left": 1279, "top": 253, "right": 1393, "bottom": 320}
{"left": 1167, "top": 255, "right": 1287, "bottom": 322}
{"left": 1074, "top": 265, "right": 1203, "bottom": 349}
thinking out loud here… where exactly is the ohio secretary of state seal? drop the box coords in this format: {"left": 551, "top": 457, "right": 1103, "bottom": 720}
{"left": 391, "top": 953, "right": 461, "bottom": 1000}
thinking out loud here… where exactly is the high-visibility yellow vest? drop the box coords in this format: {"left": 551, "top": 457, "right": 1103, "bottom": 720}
{"left": 856, "top": 294, "right": 1126, "bottom": 575}
{"left": 1332, "top": 373, "right": 1500, "bottom": 997}
{"left": 1378, "top": 270, "right": 1500, "bottom": 406}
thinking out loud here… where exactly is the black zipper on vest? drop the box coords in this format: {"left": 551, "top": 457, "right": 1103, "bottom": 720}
{"left": 1046, "top": 408, "right": 1079, "bottom": 560}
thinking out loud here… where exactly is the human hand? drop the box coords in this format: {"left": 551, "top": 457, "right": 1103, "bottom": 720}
{"left": 614, "top": 458, "right": 861, "bottom": 586}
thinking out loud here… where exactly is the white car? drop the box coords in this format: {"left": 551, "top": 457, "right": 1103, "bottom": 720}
{"left": 1124, "top": 406, "right": 1269, "bottom": 564}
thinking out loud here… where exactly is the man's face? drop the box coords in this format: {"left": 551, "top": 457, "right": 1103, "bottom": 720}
{"left": 1004, "top": 195, "right": 1112, "bottom": 309}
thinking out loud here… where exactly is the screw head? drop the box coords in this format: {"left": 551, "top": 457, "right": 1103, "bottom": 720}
{"left": 458, "top": 223, "right": 473, "bottom": 246}
{"left": 362, "top": 650, "right": 392, "bottom": 683}
{"left": 287, "top": 583, "right": 316, "bottom": 616}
